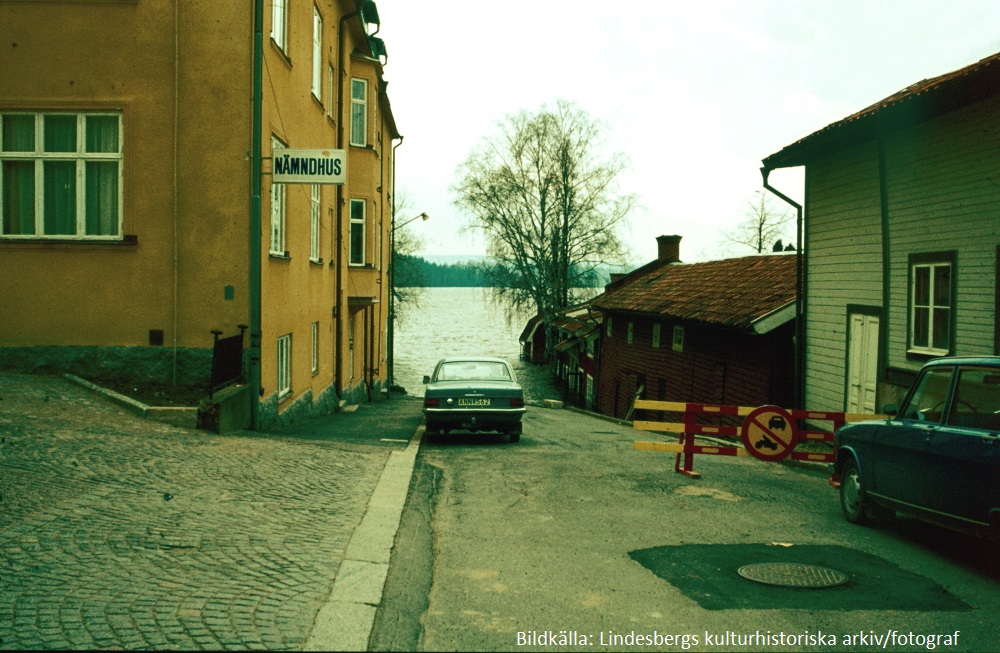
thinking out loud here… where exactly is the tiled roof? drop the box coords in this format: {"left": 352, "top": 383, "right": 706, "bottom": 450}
{"left": 764, "top": 50, "right": 1000, "bottom": 169}
{"left": 592, "top": 254, "right": 796, "bottom": 331}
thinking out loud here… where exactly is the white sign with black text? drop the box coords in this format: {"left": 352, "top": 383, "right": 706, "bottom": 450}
{"left": 272, "top": 148, "right": 346, "bottom": 184}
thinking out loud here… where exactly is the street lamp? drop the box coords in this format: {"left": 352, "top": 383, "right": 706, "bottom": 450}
{"left": 387, "top": 212, "right": 429, "bottom": 397}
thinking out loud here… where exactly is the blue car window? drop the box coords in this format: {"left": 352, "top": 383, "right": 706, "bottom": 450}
{"left": 947, "top": 367, "right": 1000, "bottom": 431}
{"left": 901, "top": 367, "right": 953, "bottom": 423}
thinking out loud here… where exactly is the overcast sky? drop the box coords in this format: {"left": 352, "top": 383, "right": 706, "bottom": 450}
{"left": 375, "top": 1, "right": 1000, "bottom": 264}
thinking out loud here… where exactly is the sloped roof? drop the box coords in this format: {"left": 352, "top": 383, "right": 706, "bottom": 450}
{"left": 592, "top": 254, "right": 796, "bottom": 332}
{"left": 764, "top": 50, "right": 1000, "bottom": 170}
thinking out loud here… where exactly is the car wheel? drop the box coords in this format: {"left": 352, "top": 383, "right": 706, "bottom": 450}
{"left": 509, "top": 430, "right": 521, "bottom": 443}
{"left": 839, "top": 457, "right": 869, "bottom": 525}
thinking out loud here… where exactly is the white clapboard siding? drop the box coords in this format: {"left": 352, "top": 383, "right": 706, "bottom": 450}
{"left": 804, "top": 140, "right": 883, "bottom": 412}
{"left": 884, "top": 97, "right": 1000, "bottom": 370}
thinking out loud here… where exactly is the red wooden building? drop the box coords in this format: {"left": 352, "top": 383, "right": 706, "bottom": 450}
{"left": 592, "top": 236, "right": 797, "bottom": 420}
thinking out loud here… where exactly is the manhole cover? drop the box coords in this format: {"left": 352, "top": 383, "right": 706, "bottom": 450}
{"left": 738, "top": 563, "right": 849, "bottom": 588}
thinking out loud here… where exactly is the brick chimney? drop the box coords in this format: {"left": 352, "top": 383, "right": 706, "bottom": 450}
{"left": 656, "top": 235, "right": 682, "bottom": 262}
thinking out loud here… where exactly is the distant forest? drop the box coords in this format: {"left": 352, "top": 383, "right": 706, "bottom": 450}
{"left": 395, "top": 254, "right": 611, "bottom": 288}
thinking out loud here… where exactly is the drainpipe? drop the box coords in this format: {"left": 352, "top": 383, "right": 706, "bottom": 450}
{"left": 248, "top": 0, "right": 264, "bottom": 429}
{"left": 386, "top": 136, "right": 403, "bottom": 396}
{"left": 334, "top": 11, "right": 359, "bottom": 401}
{"left": 761, "top": 166, "right": 804, "bottom": 409}
{"left": 172, "top": 0, "right": 180, "bottom": 387}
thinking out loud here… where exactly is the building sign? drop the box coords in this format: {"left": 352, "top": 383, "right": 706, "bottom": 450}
{"left": 272, "top": 148, "right": 346, "bottom": 184}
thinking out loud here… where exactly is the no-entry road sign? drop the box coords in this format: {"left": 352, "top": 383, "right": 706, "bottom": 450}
{"left": 740, "top": 405, "right": 798, "bottom": 461}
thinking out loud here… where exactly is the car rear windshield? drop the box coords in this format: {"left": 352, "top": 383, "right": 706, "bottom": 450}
{"left": 436, "top": 361, "right": 512, "bottom": 382}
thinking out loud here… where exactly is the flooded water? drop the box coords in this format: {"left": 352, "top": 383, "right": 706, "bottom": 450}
{"left": 392, "top": 287, "right": 558, "bottom": 403}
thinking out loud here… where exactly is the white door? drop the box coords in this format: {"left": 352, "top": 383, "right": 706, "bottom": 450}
{"left": 846, "top": 313, "right": 879, "bottom": 414}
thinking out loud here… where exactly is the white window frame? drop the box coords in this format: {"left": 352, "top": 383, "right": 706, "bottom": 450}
{"left": 349, "top": 198, "right": 365, "bottom": 265}
{"left": 271, "top": 0, "right": 288, "bottom": 53}
{"left": 277, "top": 333, "right": 292, "bottom": 399}
{"left": 310, "top": 184, "right": 321, "bottom": 262}
{"left": 312, "top": 7, "right": 323, "bottom": 100}
{"left": 909, "top": 257, "right": 954, "bottom": 355}
{"left": 311, "top": 322, "right": 319, "bottom": 375}
{"left": 270, "top": 136, "right": 286, "bottom": 255}
{"left": 1, "top": 111, "right": 123, "bottom": 240}
{"left": 350, "top": 78, "right": 368, "bottom": 147}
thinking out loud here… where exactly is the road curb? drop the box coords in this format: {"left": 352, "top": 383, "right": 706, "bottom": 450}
{"left": 63, "top": 373, "right": 199, "bottom": 428}
{"left": 303, "top": 423, "right": 424, "bottom": 651}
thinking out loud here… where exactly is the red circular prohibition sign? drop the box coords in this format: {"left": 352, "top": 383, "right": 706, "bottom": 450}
{"left": 740, "top": 405, "right": 799, "bottom": 461}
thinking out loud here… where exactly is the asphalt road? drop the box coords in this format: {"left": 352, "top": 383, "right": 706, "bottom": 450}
{"left": 373, "top": 405, "right": 999, "bottom": 652}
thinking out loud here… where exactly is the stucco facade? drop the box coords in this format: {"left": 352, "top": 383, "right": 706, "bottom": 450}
{"left": 0, "top": 1, "right": 400, "bottom": 429}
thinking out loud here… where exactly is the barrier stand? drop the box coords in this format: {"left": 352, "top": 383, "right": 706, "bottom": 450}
{"left": 632, "top": 400, "right": 884, "bottom": 478}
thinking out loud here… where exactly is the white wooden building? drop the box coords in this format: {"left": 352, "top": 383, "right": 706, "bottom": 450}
{"left": 762, "top": 51, "right": 1000, "bottom": 413}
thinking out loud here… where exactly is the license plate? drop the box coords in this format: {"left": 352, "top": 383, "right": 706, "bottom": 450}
{"left": 458, "top": 398, "right": 491, "bottom": 407}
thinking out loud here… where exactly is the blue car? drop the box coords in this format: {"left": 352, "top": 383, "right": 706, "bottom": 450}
{"left": 832, "top": 357, "right": 1000, "bottom": 539}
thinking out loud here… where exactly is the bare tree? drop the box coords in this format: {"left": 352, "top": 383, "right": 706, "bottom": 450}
{"left": 726, "top": 191, "right": 793, "bottom": 254}
{"left": 453, "top": 100, "right": 635, "bottom": 323}
{"left": 390, "top": 195, "right": 425, "bottom": 324}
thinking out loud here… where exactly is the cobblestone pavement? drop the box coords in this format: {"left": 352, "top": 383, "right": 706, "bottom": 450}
{"left": 0, "top": 373, "right": 421, "bottom": 650}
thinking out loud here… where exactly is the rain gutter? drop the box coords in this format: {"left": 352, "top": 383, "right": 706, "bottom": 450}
{"left": 335, "top": 9, "right": 359, "bottom": 398}
{"left": 248, "top": 0, "right": 263, "bottom": 429}
{"left": 761, "top": 167, "right": 804, "bottom": 408}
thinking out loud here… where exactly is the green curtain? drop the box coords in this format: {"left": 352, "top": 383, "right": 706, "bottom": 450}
{"left": 43, "top": 161, "right": 76, "bottom": 235}
{"left": 86, "top": 161, "right": 118, "bottom": 235}
{"left": 2, "top": 161, "right": 35, "bottom": 234}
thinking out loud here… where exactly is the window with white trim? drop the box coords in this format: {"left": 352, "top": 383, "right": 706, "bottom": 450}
{"left": 270, "top": 136, "right": 286, "bottom": 255}
{"left": 909, "top": 254, "right": 954, "bottom": 355}
{"left": 311, "top": 7, "right": 323, "bottom": 99}
{"left": 349, "top": 198, "right": 365, "bottom": 265}
{"left": 271, "top": 0, "right": 288, "bottom": 53}
{"left": 277, "top": 333, "right": 292, "bottom": 399}
{"left": 310, "top": 184, "right": 321, "bottom": 262}
{"left": 311, "top": 322, "right": 319, "bottom": 374}
{"left": 1, "top": 112, "right": 122, "bottom": 239}
{"left": 627, "top": 322, "right": 634, "bottom": 345}
{"left": 350, "top": 79, "right": 367, "bottom": 147}
{"left": 652, "top": 323, "right": 661, "bottom": 349}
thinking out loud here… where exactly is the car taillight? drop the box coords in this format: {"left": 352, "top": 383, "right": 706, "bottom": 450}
{"left": 424, "top": 398, "right": 440, "bottom": 407}
{"left": 509, "top": 397, "right": 524, "bottom": 408}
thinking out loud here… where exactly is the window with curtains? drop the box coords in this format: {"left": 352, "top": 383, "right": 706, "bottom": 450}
{"left": 1, "top": 112, "right": 122, "bottom": 239}
{"left": 350, "top": 79, "right": 367, "bottom": 147}
{"left": 312, "top": 7, "right": 323, "bottom": 100}
{"left": 270, "top": 136, "right": 286, "bottom": 255}
{"left": 349, "top": 198, "right": 365, "bottom": 265}
{"left": 310, "top": 184, "right": 321, "bottom": 262}
{"left": 271, "top": 0, "right": 288, "bottom": 53}
{"left": 277, "top": 333, "right": 291, "bottom": 399}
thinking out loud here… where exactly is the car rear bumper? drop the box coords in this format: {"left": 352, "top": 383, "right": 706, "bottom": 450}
{"left": 423, "top": 407, "right": 525, "bottom": 431}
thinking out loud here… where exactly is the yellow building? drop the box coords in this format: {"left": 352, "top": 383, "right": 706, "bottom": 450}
{"left": 0, "top": 0, "right": 400, "bottom": 429}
